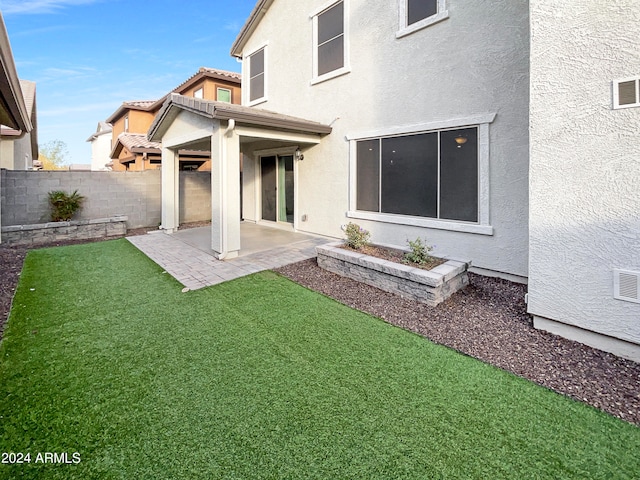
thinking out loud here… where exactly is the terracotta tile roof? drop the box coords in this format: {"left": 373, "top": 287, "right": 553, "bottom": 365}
{"left": 117, "top": 132, "right": 160, "bottom": 151}
{"left": 123, "top": 100, "right": 156, "bottom": 109}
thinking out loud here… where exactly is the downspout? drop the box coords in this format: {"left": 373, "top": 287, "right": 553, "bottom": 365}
{"left": 217, "top": 119, "right": 236, "bottom": 260}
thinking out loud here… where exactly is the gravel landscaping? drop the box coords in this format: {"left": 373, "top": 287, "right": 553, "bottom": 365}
{"left": 1, "top": 234, "right": 638, "bottom": 428}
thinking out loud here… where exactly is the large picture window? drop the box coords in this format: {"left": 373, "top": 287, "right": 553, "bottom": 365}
{"left": 356, "top": 127, "right": 479, "bottom": 223}
{"left": 248, "top": 47, "right": 266, "bottom": 104}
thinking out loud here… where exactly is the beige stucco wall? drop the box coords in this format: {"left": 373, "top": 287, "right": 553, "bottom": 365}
{"left": 239, "top": 0, "right": 530, "bottom": 279}
{"left": 528, "top": 1, "right": 640, "bottom": 358}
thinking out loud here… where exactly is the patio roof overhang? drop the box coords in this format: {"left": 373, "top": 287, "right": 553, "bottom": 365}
{"left": 148, "top": 94, "right": 332, "bottom": 145}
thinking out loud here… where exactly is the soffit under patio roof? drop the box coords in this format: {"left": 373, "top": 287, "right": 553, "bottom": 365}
{"left": 0, "top": 13, "right": 31, "bottom": 132}
{"left": 148, "top": 94, "right": 332, "bottom": 142}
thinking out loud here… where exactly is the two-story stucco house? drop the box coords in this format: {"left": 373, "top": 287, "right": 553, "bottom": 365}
{"left": 148, "top": 0, "right": 639, "bottom": 362}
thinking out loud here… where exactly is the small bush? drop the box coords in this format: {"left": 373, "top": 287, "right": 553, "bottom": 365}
{"left": 48, "top": 190, "right": 85, "bottom": 222}
{"left": 403, "top": 237, "right": 434, "bottom": 265}
{"left": 343, "top": 222, "right": 370, "bottom": 250}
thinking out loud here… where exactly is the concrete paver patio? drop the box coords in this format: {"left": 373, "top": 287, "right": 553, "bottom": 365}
{"left": 127, "top": 223, "right": 331, "bottom": 290}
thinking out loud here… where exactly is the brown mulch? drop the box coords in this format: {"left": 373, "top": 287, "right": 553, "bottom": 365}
{"left": 1, "top": 227, "right": 638, "bottom": 427}
{"left": 275, "top": 258, "right": 640, "bottom": 427}
{"left": 342, "top": 244, "right": 445, "bottom": 270}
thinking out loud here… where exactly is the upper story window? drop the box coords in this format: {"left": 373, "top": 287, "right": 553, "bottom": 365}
{"left": 613, "top": 76, "right": 640, "bottom": 109}
{"left": 397, "top": 0, "right": 449, "bottom": 38}
{"left": 217, "top": 87, "right": 232, "bottom": 103}
{"left": 124, "top": 115, "right": 129, "bottom": 132}
{"left": 312, "top": 0, "right": 350, "bottom": 85}
{"left": 194, "top": 87, "right": 204, "bottom": 99}
{"left": 248, "top": 46, "right": 266, "bottom": 105}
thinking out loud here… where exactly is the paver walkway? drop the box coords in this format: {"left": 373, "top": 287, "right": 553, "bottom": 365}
{"left": 127, "top": 226, "right": 329, "bottom": 290}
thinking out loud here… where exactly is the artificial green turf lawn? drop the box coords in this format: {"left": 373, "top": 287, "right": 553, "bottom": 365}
{"left": 0, "top": 240, "right": 639, "bottom": 479}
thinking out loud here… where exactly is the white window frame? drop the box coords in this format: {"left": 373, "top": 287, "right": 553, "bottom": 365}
{"left": 193, "top": 87, "right": 204, "bottom": 99}
{"left": 311, "top": 0, "right": 351, "bottom": 86}
{"left": 124, "top": 115, "right": 129, "bottom": 133}
{"left": 217, "top": 87, "right": 232, "bottom": 103}
{"left": 346, "top": 113, "right": 496, "bottom": 236}
{"left": 397, "top": 0, "right": 449, "bottom": 39}
{"left": 612, "top": 75, "right": 640, "bottom": 109}
{"left": 245, "top": 43, "right": 268, "bottom": 106}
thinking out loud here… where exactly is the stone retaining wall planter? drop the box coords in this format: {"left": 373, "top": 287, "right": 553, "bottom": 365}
{"left": 1, "top": 215, "right": 128, "bottom": 246}
{"left": 316, "top": 242, "right": 471, "bottom": 306}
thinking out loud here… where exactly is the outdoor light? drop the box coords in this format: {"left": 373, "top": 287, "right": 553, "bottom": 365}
{"left": 454, "top": 135, "right": 467, "bottom": 147}
{"left": 295, "top": 147, "right": 304, "bottom": 161}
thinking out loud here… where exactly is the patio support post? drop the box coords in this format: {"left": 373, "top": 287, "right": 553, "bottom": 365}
{"left": 161, "top": 146, "right": 179, "bottom": 233}
{"left": 210, "top": 121, "right": 241, "bottom": 259}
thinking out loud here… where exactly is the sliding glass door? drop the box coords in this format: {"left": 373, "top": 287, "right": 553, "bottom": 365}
{"left": 260, "top": 155, "right": 294, "bottom": 224}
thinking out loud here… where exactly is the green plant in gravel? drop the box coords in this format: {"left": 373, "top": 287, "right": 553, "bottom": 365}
{"left": 343, "top": 222, "right": 370, "bottom": 250}
{"left": 48, "top": 189, "right": 84, "bottom": 222}
{"left": 1, "top": 240, "right": 639, "bottom": 479}
{"left": 403, "top": 237, "right": 434, "bottom": 265}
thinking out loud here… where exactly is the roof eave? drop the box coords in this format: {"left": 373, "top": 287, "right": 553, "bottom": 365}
{"left": 230, "top": 0, "right": 274, "bottom": 58}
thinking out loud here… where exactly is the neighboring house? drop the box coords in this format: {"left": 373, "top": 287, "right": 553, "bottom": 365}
{"left": 148, "top": 1, "right": 639, "bottom": 362}
{"left": 528, "top": 2, "right": 640, "bottom": 361}
{"left": 105, "top": 67, "right": 241, "bottom": 171}
{"left": 0, "top": 12, "right": 33, "bottom": 242}
{"left": 85, "top": 121, "right": 113, "bottom": 171}
{"left": 0, "top": 79, "right": 38, "bottom": 170}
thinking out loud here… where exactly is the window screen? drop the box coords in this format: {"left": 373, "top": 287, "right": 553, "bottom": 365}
{"left": 356, "top": 139, "right": 380, "bottom": 212}
{"left": 317, "top": 1, "right": 344, "bottom": 76}
{"left": 440, "top": 128, "right": 478, "bottom": 222}
{"left": 407, "top": 0, "right": 437, "bottom": 26}
{"left": 355, "top": 127, "right": 479, "bottom": 223}
{"left": 249, "top": 48, "right": 265, "bottom": 102}
{"left": 381, "top": 133, "right": 438, "bottom": 218}
{"left": 618, "top": 80, "right": 637, "bottom": 106}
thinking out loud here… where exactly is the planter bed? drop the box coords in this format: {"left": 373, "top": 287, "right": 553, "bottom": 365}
{"left": 316, "top": 242, "right": 470, "bottom": 306}
{"left": 1, "top": 215, "right": 128, "bottom": 246}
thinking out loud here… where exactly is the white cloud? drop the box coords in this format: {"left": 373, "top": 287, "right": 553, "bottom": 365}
{"left": 39, "top": 101, "right": 117, "bottom": 117}
{"left": 0, "top": 0, "right": 101, "bottom": 14}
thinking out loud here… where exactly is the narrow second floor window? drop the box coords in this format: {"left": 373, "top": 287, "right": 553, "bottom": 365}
{"left": 316, "top": 1, "right": 344, "bottom": 77}
{"left": 194, "top": 87, "right": 204, "bottom": 99}
{"left": 249, "top": 47, "right": 265, "bottom": 103}
{"left": 124, "top": 115, "right": 129, "bottom": 132}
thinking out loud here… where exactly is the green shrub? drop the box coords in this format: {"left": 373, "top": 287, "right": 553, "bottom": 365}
{"left": 48, "top": 190, "right": 85, "bottom": 222}
{"left": 403, "top": 237, "right": 434, "bottom": 265}
{"left": 343, "top": 222, "right": 370, "bottom": 250}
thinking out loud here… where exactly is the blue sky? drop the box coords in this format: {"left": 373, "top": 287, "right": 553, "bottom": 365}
{"left": 1, "top": 0, "right": 257, "bottom": 165}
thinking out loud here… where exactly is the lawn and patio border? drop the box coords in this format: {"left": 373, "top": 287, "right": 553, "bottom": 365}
{"left": 1, "top": 215, "right": 127, "bottom": 246}
{"left": 316, "top": 242, "right": 470, "bottom": 306}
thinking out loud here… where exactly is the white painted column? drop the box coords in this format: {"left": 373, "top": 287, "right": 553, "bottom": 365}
{"left": 210, "top": 121, "right": 241, "bottom": 259}
{"left": 160, "top": 147, "right": 179, "bottom": 233}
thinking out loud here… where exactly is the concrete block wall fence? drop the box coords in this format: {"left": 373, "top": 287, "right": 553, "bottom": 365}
{"left": 0, "top": 169, "right": 212, "bottom": 229}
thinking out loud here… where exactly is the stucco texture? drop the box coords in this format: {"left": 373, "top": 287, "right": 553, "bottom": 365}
{"left": 239, "top": 0, "right": 530, "bottom": 278}
{"left": 528, "top": 1, "right": 640, "bottom": 345}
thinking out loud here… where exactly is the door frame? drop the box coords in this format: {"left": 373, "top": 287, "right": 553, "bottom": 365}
{"left": 255, "top": 146, "right": 299, "bottom": 230}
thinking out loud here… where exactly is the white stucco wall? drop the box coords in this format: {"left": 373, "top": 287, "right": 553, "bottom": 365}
{"left": 529, "top": 1, "right": 640, "bottom": 356}
{"left": 90, "top": 133, "right": 112, "bottom": 171}
{"left": 238, "top": 0, "right": 530, "bottom": 279}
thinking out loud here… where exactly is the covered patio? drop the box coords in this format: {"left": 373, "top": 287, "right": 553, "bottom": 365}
{"left": 147, "top": 94, "right": 332, "bottom": 259}
{"left": 127, "top": 222, "right": 328, "bottom": 290}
